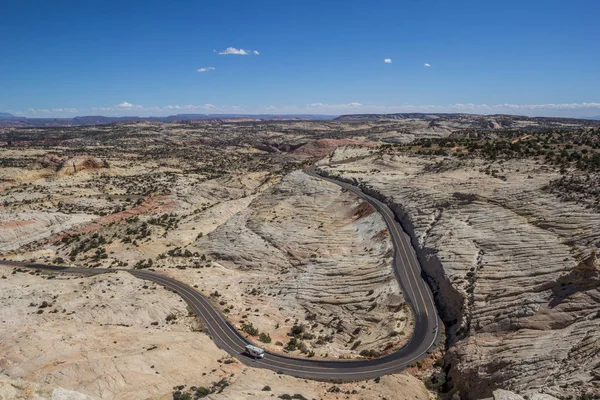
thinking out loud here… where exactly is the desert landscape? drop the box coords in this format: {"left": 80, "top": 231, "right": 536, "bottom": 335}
{"left": 1, "top": 114, "right": 599, "bottom": 399}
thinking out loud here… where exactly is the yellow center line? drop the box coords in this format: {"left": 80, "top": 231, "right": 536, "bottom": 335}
{"left": 389, "top": 215, "right": 428, "bottom": 317}
{"left": 134, "top": 273, "right": 244, "bottom": 352}
{"left": 341, "top": 183, "right": 428, "bottom": 318}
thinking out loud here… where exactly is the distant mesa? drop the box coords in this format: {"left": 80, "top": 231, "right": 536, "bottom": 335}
{"left": 334, "top": 112, "right": 600, "bottom": 126}
{"left": 0, "top": 113, "right": 337, "bottom": 128}
{"left": 3, "top": 111, "right": 599, "bottom": 128}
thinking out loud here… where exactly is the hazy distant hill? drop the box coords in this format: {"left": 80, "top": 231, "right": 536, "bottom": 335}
{"left": 335, "top": 113, "right": 465, "bottom": 121}
{"left": 335, "top": 112, "right": 600, "bottom": 127}
{"left": 0, "top": 113, "right": 337, "bottom": 127}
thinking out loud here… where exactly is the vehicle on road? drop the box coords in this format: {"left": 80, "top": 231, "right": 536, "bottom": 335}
{"left": 245, "top": 344, "right": 265, "bottom": 359}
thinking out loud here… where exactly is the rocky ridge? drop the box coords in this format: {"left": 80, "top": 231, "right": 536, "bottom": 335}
{"left": 319, "top": 147, "right": 600, "bottom": 398}
{"left": 184, "top": 170, "right": 413, "bottom": 357}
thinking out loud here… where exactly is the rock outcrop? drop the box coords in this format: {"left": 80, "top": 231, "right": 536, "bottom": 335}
{"left": 0, "top": 266, "right": 429, "bottom": 400}
{"left": 292, "top": 139, "right": 369, "bottom": 161}
{"left": 57, "top": 156, "right": 109, "bottom": 175}
{"left": 0, "top": 212, "right": 97, "bottom": 252}
{"left": 35, "top": 154, "right": 109, "bottom": 175}
{"left": 320, "top": 149, "right": 600, "bottom": 398}
{"left": 189, "top": 171, "right": 412, "bottom": 357}
{"left": 0, "top": 374, "right": 96, "bottom": 399}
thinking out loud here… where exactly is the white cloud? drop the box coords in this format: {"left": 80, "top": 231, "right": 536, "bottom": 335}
{"left": 306, "top": 102, "right": 363, "bottom": 109}
{"left": 197, "top": 67, "right": 215, "bottom": 73}
{"left": 496, "top": 102, "right": 600, "bottom": 110}
{"left": 424, "top": 63, "right": 431, "bottom": 67}
{"left": 117, "top": 101, "right": 143, "bottom": 110}
{"left": 218, "top": 47, "right": 259, "bottom": 55}
{"left": 384, "top": 58, "right": 392, "bottom": 64}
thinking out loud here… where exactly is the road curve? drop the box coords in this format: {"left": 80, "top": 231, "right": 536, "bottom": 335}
{"left": 0, "top": 169, "right": 440, "bottom": 380}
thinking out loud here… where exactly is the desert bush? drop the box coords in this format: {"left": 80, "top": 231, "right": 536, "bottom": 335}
{"left": 242, "top": 323, "right": 259, "bottom": 336}
{"left": 290, "top": 324, "right": 305, "bottom": 336}
{"left": 285, "top": 337, "right": 298, "bottom": 351}
{"left": 259, "top": 332, "right": 272, "bottom": 343}
{"left": 166, "top": 313, "right": 177, "bottom": 322}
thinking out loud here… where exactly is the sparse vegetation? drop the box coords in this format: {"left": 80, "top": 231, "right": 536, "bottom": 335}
{"left": 2, "top": 116, "right": 599, "bottom": 398}
{"left": 259, "top": 332, "right": 272, "bottom": 343}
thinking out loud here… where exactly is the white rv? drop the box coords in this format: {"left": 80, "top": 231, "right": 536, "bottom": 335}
{"left": 245, "top": 344, "right": 265, "bottom": 359}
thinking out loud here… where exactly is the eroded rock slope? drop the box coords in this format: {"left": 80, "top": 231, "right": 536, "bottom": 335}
{"left": 187, "top": 171, "right": 412, "bottom": 357}
{"left": 320, "top": 148, "right": 600, "bottom": 398}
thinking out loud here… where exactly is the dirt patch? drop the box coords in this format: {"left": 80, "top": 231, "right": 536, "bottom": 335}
{"left": 50, "top": 195, "right": 179, "bottom": 242}
{"left": 0, "top": 220, "right": 36, "bottom": 229}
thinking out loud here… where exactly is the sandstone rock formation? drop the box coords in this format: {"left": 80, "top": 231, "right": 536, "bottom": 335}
{"left": 7, "top": 119, "right": 594, "bottom": 398}
{"left": 35, "top": 154, "right": 109, "bottom": 175}
{"left": 184, "top": 171, "right": 412, "bottom": 357}
{"left": 36, "top": 154, "right": 65, "bottom": 170}
{"left": 0, "top": 212, "right": 96, "bottom": 252}
{"left": 319, "top": 148, "right": 600, "bottom": 398}
{"left": 57, "top": 156, "right": 109, "bottom": 175}
{"left": 292, "top": 138, "right": 369, "bottom": 161}
{"left": 0, "top": 267, "right": 429, "bottom": 400}
{"left": 0, "top": 374, "right": 95, "bottom": 399}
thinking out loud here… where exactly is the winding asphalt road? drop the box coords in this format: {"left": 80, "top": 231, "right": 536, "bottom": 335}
{"left": 0, "top": 169, "right": 440, "bottom": 380}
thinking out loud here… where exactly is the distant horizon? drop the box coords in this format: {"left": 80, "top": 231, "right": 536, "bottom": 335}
{"left": 4, "top": 101, "right": 600, "bottom": 120}
{"left": 2, "top": 109, "right": 600, "bottom": 121}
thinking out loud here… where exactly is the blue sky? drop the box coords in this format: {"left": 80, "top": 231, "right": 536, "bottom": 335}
{"left": 1, "top": 0, "right": 599, "bottom": 117}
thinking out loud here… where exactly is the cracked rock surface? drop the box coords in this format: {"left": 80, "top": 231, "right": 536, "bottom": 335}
{"left": 320, "top": 149, "right": 600, "bottom": 399}
{"left": 185, "top": 170, "right": 413, "bottom": 358}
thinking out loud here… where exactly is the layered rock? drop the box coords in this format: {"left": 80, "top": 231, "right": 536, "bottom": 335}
{"left": 0, "top": 265, "right": 428, "bottom": 400}
{"left": 320, "top": 149, "right": 600, "bottom": 398}
{"left": 57, "top": 156, "right": 109, "bottom": 175}
{"left": 188, "top": 170, "right": 412, "bottom": 357}
{"left": 0, "top": 212, "right": 96, "bottom": 252}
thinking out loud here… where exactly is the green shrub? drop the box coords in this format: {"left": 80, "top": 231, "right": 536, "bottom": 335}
{"left": 285, "top": 337, "right": 298, "bottom": 351}
{"left": 291, "top": 324, "right": 305, "bottom": 335}
{"left": 166, "top": 313, "right": 177, "bottom": 322}
{"left": 259, "top": 332, "right": 272, "bottom": 343}
{"left": 242, "top": 323, "right": 259, "bottom": 336}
